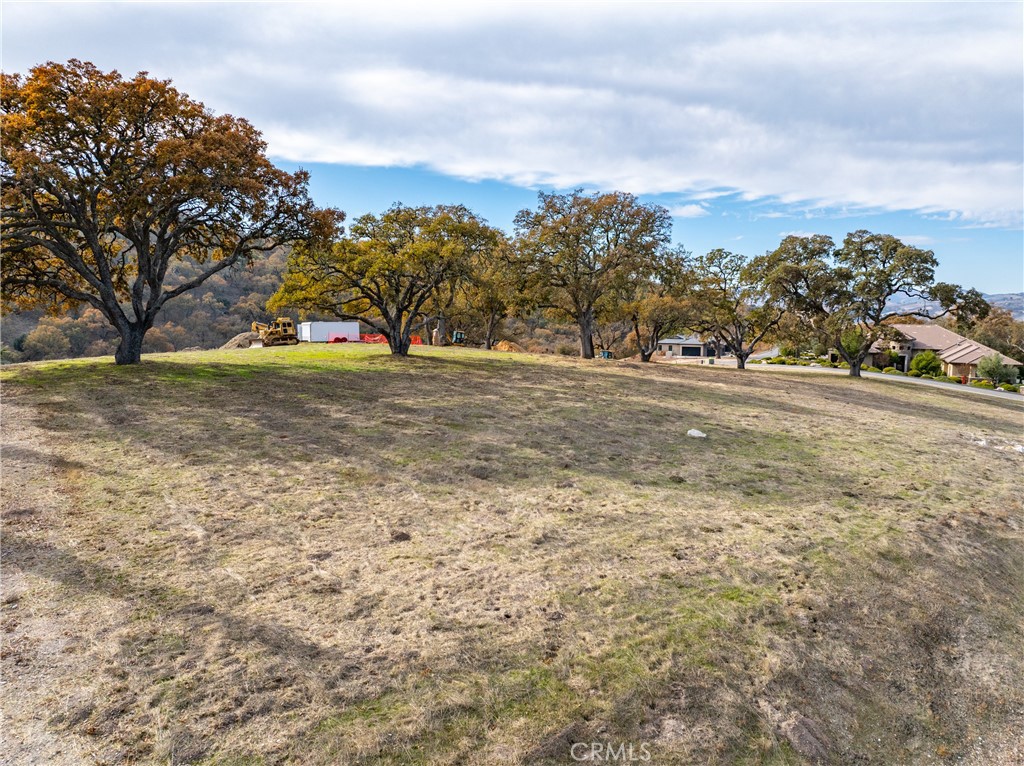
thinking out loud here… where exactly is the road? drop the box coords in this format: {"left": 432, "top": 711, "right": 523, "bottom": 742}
{"left": 746, "top": 362, "right": 1024, "bottom": 403}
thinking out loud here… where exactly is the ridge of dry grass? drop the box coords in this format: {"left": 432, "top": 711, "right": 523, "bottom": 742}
{"left": 2, "top": 344, "right": 1022, "bottom": 765}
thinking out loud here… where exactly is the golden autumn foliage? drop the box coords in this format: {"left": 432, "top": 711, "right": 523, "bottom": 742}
{"left": 1, "top": 59, "right": 340, "bottom": 363}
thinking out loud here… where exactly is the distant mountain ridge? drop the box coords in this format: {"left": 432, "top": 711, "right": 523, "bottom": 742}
{"left": 884, "top": 292, "right": 1024, "bottom": 320}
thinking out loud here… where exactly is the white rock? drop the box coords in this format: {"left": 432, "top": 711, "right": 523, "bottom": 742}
{"left": 974, "top": 440, "right": 988, "bottom": 447}
{"left": 687, "top": 429, "right": 707, "bottom": 438}
{"left": 1013, "top": 445, "right": 1024, "bottom": 453}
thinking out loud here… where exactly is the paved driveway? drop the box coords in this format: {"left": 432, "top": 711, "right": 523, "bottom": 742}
{"left": 746, "top": 362, "right": 1024, "bottom": 404}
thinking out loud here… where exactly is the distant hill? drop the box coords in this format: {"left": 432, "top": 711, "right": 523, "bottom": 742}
{"left": 884, "top": 292, "right": 1024, "bottom": 320}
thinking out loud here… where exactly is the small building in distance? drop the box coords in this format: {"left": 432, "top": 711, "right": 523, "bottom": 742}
{"left": 656, "top": 335, "right": 716, "bottom": 358}
{"left": 868, "top": 323, "right": 1022, "bottom": 378}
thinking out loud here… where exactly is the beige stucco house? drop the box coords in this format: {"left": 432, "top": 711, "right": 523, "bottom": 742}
{"left": 868, "top": 324, "right": 1022, "bottom": 379}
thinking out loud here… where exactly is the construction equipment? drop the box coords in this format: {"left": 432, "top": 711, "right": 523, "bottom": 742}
{"left": 251, "top": 317, "right": 299, "bottom": 347}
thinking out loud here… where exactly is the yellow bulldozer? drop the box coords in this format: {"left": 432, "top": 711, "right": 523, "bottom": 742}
{"left": 251, "top": 317, "right": 299, "bottom": 347}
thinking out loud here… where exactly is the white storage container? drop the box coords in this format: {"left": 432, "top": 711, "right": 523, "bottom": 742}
{"left": 298, "top": 321, "right": 361, "bottom": 342}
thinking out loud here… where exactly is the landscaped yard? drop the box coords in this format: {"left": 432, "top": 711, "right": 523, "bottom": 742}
{"left": 3, "top": 344, "right": 1022, "bottom": 765}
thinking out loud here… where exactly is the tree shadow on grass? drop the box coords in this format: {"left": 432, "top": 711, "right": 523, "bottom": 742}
{"left": 4, "top": 353, "right": 947, "bottom": 511}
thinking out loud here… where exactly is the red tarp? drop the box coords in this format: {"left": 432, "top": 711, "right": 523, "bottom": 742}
{"left": 360, "top": 334, "right": 423, "bottom": 345}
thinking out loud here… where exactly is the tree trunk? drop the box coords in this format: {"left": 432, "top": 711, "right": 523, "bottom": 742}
{"left": 484, "top": 312, "right": 498, "bottom": 350}
{"left": 114, "top": 323, "right": 146, "bottom": 365}
{"left": 387, "top": 319, "right": 412, "bottom": 356}
{"left": 639, "top": 349, "right": 653, "bottom": 363}
{"left": 435, "top": 315, "right": 448, "bottom": 346}
{"left": 735, "top": 353, "right": 747, "bottom": 370}
{"left": 848, "top": 358, "right": 862, "bottom": 377}
{"left": 578, "top": 310, "right": 596, "bottom": 359}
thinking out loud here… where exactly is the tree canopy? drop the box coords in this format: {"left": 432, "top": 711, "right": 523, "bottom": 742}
{"left": 688, "top": 249, "right": 785, "bottom": 369}
{"left": 513, "top": 190, "right": 672, "bottom": 358}
{"left": 271, "top": 204, "right": 499, "bottom": 355}
{"left": 756, "top": 230, "right": 986, "bottom": 376}
{"left": 1, "top": 59, "right": 339, "bottom": 364}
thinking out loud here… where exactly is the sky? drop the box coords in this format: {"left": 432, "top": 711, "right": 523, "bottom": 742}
{"left": 3, "top": 0, "right": 1022, "bottom": 293}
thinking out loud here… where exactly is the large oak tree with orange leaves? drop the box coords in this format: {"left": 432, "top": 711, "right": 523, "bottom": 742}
{"left": 1, "top": 60, "right": 340, "bottom": 364}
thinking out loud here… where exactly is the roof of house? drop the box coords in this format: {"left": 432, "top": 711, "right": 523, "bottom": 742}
{"left": 657, "top": 335, "right": 706, "bottom": 345}
{"left": 871, "top": 323, "right": 1022, "bottom": 366}
{"left": 887, "top": 323, "right": 964, "bottom": 351}
{"left": 939, "top": 339, "right": 1021, "bottom": 367}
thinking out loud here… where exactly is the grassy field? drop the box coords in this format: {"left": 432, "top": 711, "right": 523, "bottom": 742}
{"left": 2, "top": 344, "right": 1023, "bottom": 765}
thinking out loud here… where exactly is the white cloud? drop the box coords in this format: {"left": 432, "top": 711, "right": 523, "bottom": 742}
{"left": 898, "top": 235, "right": 937, "bottom": 246}
{"left": 669, "top": 204, "right": 710, "bottom": 219}
{"left": 3, "top": 2, "right": 1021, "bottom": 227}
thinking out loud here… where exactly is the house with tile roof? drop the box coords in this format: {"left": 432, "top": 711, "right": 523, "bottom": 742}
{"left": 655, "top": 335, "right": 716, "bottom": 358}
{"left": 868, "top": 324, "right": 1022, "bottom": 379}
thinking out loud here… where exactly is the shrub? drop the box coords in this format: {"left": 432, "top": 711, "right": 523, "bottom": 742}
{"left": 863, "top": 365, "right": 882, "bottom": 373}
{"left": 998, "top": 383, "right": 1020, "bottom": 393}
{"left": 556, "top": 344, "right": 576, "bottom": 356}
{"left": 909, "top": 350, "right": 942, "bottom": 377}
{"left": 969, "top": 380, "right": 996, "bottom": 389}
{"left": 837, "top": 361, "right": 850, "bottom": 369}
{"left": 883, "top": 367, "right": 907, "bottom": 376}
{"left": 20, "top": 325, "right": 71, "bottom": 361}
{"left": 920, "top": 374, "right": 934, "bottom": 380}
{"left": 935, "top": 375, "right": 960, "bottom": 384}
{"left": 907, "top": 369, "right": 922, "bottom": 377}
{"left": 976, "top": 353, "right": 1017, "bottom": 385}
{"left": 875, "top": 350, "right": 900, "bottom": 369}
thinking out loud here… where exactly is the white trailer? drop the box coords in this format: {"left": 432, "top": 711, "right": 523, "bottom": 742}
{"left": 297, "top": 321, "right": 361, "bottom": 343}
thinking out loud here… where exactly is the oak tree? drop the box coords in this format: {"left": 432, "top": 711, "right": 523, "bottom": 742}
{"left": 756, "top": 231, "right": 984, "bottom": 377}
{"left": 456, "top": 236, "right": 519, "bottom": 350}
{"left": 513, "top": 190, "right": 671, "bottom": 358}
{"left": 615, "top": 246, "right": 693, "bottom": 362}
{"left": 1, "top": 60, "right": 337, "bottom": 364}
{"left": 271, "top": 204, "right": 497, "bottom": 356}
{"left": 688, "top": 249, "right": 785, "bottom": 370}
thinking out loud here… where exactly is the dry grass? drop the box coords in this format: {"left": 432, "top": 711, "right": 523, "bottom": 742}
{"left": 2, "top": 344, "right": 1023, "bottom": 765}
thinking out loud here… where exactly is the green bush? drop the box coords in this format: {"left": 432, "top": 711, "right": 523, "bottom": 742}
{"left": 998, "top": 383, "right": 1020, "bottom": 393}
{"left": 875, "top": 350, "right": 900, "bottom": 369}
{"left": 969, "top": 380, "right": 996, "bottom": 389}
{"left": 863, "top": 365, "right": 882, "bottom": 373}
{"left": 882, "top": 367, "right": 907, "bottom": 376}
{"left": 976, "top": 353, "right": 1017, "bottom": 385}
{"left": 909, "top": 350, "right": 943, "bottom": 377}
{"left": 935, "top": 375, "right": 960, "bottom": 384}
{"left": 907, "top": 369, "right": 922, "bottom": 377}
{"left": 837, "top": 361, "right": 850, "bottom": 369}
{"left": 920, "top": 374, "right": 934, "bottom": 380}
